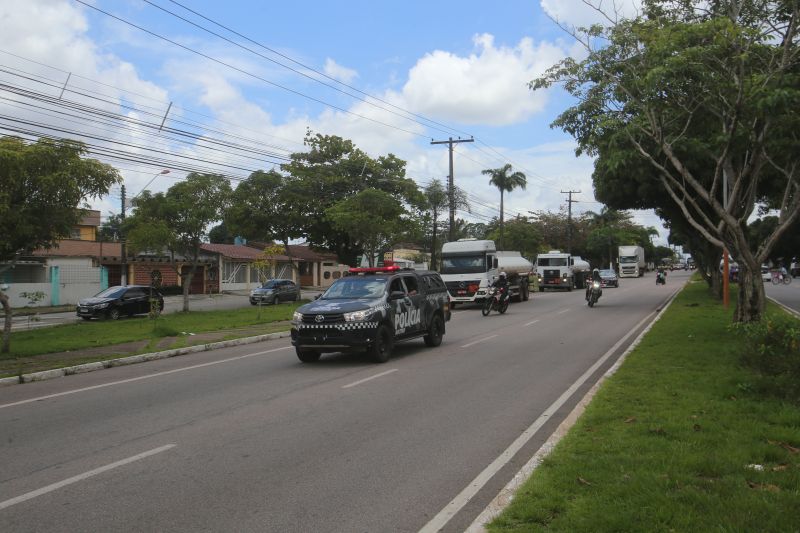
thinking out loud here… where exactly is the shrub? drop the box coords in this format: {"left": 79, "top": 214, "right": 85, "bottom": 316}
{"left": 733, "top": 315, "right": 800, "bottom": 403}
{"left": 158, "top": 285, "right": 183, "bottom": 296}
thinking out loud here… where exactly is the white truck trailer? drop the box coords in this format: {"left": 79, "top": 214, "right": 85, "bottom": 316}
{"left": 535, "top": 251, "right": 591, "bottom": 291}
{"left": 440, "top": 239, "right": 532, "bottom": 305}
{"left": 618, "top": 245, "right": 646, "bottom": 277}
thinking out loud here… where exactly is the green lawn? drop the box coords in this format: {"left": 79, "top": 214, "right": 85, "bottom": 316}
{"left": 489, "top": 282, "right": 800, "bottom": 532}
{"left": 3, "top": 302, "right": 302, "bottom": 358}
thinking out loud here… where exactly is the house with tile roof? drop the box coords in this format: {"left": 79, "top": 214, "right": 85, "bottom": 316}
{"left": 200, "top": 243, "right": 296, "bottom": 293}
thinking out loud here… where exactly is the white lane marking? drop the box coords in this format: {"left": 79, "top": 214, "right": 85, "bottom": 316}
{"left": 524, "top": 319, "right": 540, "bottom": 327}
{"left": 0, "top": 444, "right": 176, "bottom": 510}
{"left": 342, "top": 369, "right": 398, "bottom": 389}
{"left": 419, "top": 308, "right": 661, "bottom": 533}
{"left": 556, "top": 308, "right": 569, "bottom": 315}
{"left": 0, "top": 346, "right": 291, "bottom": 410}
{"left": 460, "top": 334, "right": 498, "bottom": 349}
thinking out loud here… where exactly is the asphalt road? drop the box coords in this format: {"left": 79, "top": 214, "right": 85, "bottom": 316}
{"left": 0, "top": 271, "right": 695, "bottom": 531}
{"left": 765, "top": 276, "right": 800, "bottom": 315}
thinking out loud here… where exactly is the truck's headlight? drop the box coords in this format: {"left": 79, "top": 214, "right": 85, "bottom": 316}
{"left": 292, "top": 311, "right": 302, "bottom": 322}
{"left": 344, "top": 309, "right": 370, "bottom": 322}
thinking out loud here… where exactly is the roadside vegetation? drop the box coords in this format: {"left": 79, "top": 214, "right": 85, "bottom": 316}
{"left": 0, "top": 302, "right": 303, "bottom": 378}
{"left": 488, "top": 282, "right": 800, "bottom": 532}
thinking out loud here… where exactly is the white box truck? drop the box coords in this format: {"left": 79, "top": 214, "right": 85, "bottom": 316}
{"left": 618, "top": 245, "right": 646, "bottom": 277}
{"left": 440, "top": 239, "right": 532, "bottom": 305}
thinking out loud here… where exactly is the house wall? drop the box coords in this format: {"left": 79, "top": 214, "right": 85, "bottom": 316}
{"left": 4, "top": 258, "right": 103, "bottom": 307}
{"left": 4, "top": 283, "right": 54, "bottom": 308}
{"left": 220, "top": 260, "right": 295, "bottom": 292}
{"left": 319, "top": 263, "right": 350, "bottom": 287}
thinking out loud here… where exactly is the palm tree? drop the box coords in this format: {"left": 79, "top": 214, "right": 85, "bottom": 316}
{"left": 423, "top": 179, "right": 470, "bottom": 269}
{"left": 482, "top": 164, "right": 526, "bottom": 249}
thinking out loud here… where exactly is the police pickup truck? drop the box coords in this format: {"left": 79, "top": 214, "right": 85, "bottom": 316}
{"left": 291, "top": 265, "right": 451, "bottom": 363}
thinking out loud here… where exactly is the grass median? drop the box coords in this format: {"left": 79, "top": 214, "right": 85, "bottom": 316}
{"left": 1, "top": 302, "right": 304, "bottom": 378}
{"left": 489, "top": 281, "right": 800, "bottom": 532}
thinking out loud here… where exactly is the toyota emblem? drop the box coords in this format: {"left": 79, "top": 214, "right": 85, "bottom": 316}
{"left": 315, "top": 315, "right": 325, "bottom": 323}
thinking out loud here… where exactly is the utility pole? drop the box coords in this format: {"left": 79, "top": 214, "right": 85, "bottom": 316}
{"left": 561, "top": 190, "right": 580, "bottom": 254}
{"left": 120, "top": 185, "right": 127, "bottom": 286}
{"left": 431, "top": 137, "right": 473, "bottom": 242}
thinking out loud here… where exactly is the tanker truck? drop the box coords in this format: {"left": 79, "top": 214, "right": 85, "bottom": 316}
{"left": 440, "top": 239, "right": 532, "bottom": 305}
{"left": 535, "top": 251, "right": 591, "bottom": 291}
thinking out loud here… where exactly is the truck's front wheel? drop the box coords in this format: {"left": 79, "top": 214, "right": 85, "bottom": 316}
{"left": 424, "top": 314, "right": 444, "bottom": 347}
{"left": 368, "top": 325, "right": 393, "bottom": 363}
{"left": 296, "top": 348, "right": 321, "bottom": 363}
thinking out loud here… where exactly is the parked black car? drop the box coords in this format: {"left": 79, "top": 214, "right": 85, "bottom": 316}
{"left": 250, "top": 279, "right": 300, "bottom": 305}
{"left": 76, "top": 285, "right": 164, "bottom": 320}
{"left": 291, "top": 266, "right": 451, "bottom": 363}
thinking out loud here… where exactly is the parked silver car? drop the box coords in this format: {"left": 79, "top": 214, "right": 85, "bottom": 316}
{"left": 250, "top": 279, "right": 300, "bottom": 305}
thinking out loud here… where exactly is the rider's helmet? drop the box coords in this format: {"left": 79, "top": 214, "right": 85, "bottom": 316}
{"left": 499, "top": 271, "right": 507, "bottom": 279}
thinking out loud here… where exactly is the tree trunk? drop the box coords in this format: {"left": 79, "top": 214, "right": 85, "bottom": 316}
{"left": 734, "top": 265, "right": 765, "bottom": 323}
{"left": 499, "top": 191, "right": 505, "bottom": 250}
{"left": 0, "top": 290, "right": 11, "bottom": 354}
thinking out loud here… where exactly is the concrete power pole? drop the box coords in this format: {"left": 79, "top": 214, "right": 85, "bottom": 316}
{"left": 120, "top": 185, "right": 127, "bottom": 286}
{"left": 430, "top": 137, "right": 473, "bottom": 242}
{"left": 561, "top": 190, "right": 580, "bottom": 255}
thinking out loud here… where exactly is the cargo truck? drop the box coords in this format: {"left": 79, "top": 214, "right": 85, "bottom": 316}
{"left": 618, "top": 245, "right": 646, "bottom": 277}
{"left": 535, "top": 251, "right": 591, "bottom": 291}
{"left": 440, "top": 239, "right": 532, "bottom": 305}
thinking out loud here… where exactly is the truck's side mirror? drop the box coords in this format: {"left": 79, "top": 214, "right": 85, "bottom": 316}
{"left": 493, "top": 258, "right": 498, "bottom": 269}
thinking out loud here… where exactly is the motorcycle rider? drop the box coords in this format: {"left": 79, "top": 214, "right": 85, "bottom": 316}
{"left": 585, "top": 268, "right": 603, "bottom": 301}
{"left": 656, "top": 268, "right": 667, "bottom": 285}
{"left": 491, "top": 271, "right": 510, "bottom": 305}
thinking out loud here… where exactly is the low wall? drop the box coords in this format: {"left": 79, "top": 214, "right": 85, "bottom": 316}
{"left": 3, "top": 283, "right": 54, "bottom": 308}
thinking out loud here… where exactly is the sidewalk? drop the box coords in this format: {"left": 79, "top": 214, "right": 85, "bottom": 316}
{"left": 0, "top": 322, "right": 292, "bottom": 380}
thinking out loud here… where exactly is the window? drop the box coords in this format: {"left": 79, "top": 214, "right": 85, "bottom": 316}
{"left": 402, "top": 276, "right": 419, "bottom": 295}
{"left": 324, "top": 271, "right": 331, "bottom": 280}
{"left": 332, "top": 271, "right": 341, "bottom": 279}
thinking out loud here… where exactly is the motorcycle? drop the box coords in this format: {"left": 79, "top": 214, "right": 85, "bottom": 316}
{"left": 481, "top": 287, "right": 509, "bottom": 316}
{"left": 586, "top": 281, "right": 602, "bottom": 307}
{"left": 656, "top": 271, "right": 666, "bottom": 285}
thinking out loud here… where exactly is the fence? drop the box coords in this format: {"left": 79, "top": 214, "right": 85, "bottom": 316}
{"left": 2, "top": 263, "right": 106, "bottom": 308}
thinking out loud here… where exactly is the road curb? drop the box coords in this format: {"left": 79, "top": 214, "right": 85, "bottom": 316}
{"left": 0, "top": 331, "right": 291, "bottom": 388}
{"left": 466, "top": 284, "right": 683, "bottom": 531}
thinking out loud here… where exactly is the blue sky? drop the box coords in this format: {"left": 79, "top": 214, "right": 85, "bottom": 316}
{"left": 0, "top": 0, "right": 667, "bottom": 244}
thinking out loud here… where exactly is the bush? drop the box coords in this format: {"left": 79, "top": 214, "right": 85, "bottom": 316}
{"left": 733, "top": 315, "right": 800, "bottom": 403}
{"left": 158, "top": 285, "right": 183, "bottom": 296}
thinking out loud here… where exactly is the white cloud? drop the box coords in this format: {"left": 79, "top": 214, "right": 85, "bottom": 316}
{"left": 540, "top": 0, "right": 642, "bottom": 28}
{"left": 400, "top": 33, "right": 568, "bottom": 126}
{"left": 323, "top": 58, "right": 358, "bottom": 84}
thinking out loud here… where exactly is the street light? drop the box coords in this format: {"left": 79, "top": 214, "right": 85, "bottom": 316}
{"left": 122, "top": 169, "right": 170, "bottom": 285}
{"left": 133, "top": 169, "right": 170, "bottom": 200}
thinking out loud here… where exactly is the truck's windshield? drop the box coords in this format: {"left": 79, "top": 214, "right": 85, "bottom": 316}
{"left": 321, "top": 278, "right": 387, "bottom": 299}
{"left": 619, "top": 256, "right": 638, "bottom": 263}
{"left": 440, "top": 254, "right": 487, "bottom": 274}
{"left": 537, "top": 257, "right": 567, "bottom": 267}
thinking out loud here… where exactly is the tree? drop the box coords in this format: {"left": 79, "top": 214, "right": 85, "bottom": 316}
{"left": 583, "top": 208, "right": 641, "bottom": 268}
{"left": 126, "top": 173, "right": 232, "bottom": 312}
{"left": 325, "top": 189, "right": 408, "bottom": 267}
{"left": 482, "top": 164, "right": 527, "bottom": 250}
{"left": 486, "top": 216, "right": 542, "bottom": 259}
{"left": 422, "top": 179, "right": 470, "bottom": 269}
{"left": 98, "top": 213, "right": 124, "bottom": 242}
{"left": 281, "top": 131, "right": 424, "bottom": 265}
{"left": 0, "top": 136, "right": 120, "bottom": 353}
{"left": 208, "top": 222, "right": 235, "bottom": 244}
{"left": 533, "top": 0, "right": 800, "bottom": 322}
